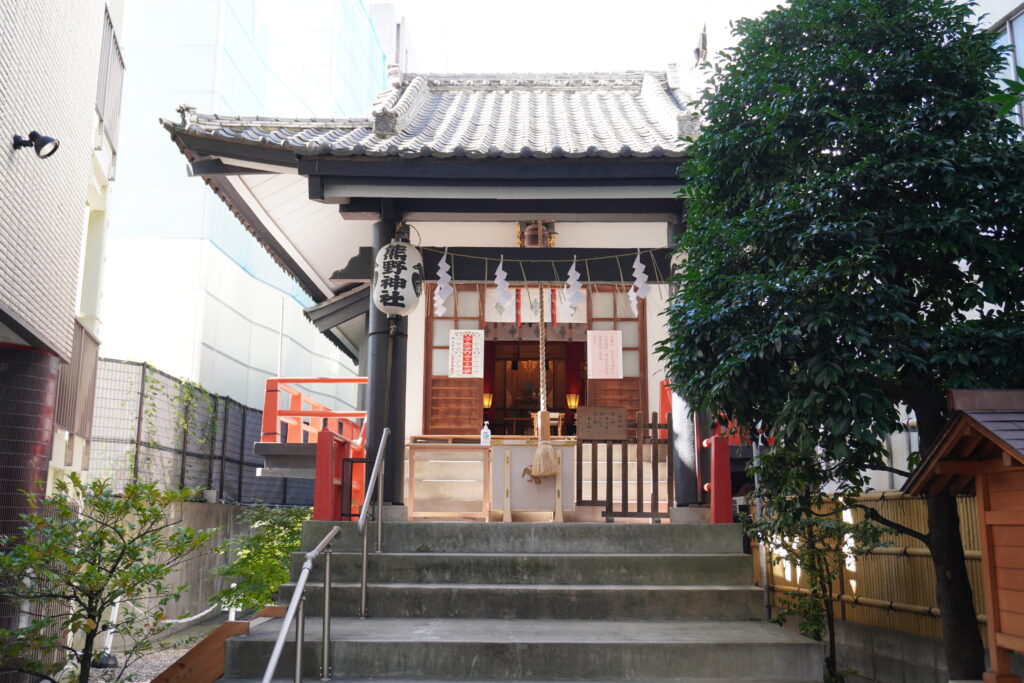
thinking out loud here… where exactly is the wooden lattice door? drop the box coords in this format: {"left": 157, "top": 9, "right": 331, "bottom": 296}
{"left": 424, "top": 284, "right": 484, "bottom": 434}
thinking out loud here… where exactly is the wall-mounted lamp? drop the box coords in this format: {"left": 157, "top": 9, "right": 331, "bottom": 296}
{"left": 482, "top": 392, "right": 493, "bottom": 409}
{"left": 565, "top": 393, "right": 580, "bottom": 410}
{"left": 12, "top": 131, "right": 60, "bottom": 159}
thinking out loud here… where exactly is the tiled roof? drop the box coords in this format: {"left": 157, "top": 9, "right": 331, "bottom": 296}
{"left": 163, "top": 66, "right": 698, "bottom": 160}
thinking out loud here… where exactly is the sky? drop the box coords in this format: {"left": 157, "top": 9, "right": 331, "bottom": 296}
{"left": 390, "top": 0, "right": 780, "bottom": 77}
{"left": 389, "top": 0, "right": 1020, "bottom": 78}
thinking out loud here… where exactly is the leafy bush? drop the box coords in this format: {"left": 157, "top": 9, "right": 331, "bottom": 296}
{"left": 0, "top": 474, "right": 214, "bottom": 683}
{"left": 213, "top": 505, "right": 310, "bottom": 612}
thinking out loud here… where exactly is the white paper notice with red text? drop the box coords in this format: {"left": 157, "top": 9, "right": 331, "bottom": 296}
{"left": 448, "top": 329, "right": 484, "bottom": 378}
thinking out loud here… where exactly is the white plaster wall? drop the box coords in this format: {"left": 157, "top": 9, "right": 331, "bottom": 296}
{"left": 646, "top": 284, "right": 672, "bottom": 419}
{"left": 0, "top": 0, "right": 105, "bottom": 356}
{"left": 406, "top": 294, "right": 427, "bottom": 436}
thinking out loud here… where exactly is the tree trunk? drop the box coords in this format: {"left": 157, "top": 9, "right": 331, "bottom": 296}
{"left": 926, "top": 491, "right": 985, "bottom": 679}
{"left": 823, "top": 577, "right": 838, "bottom": 681}
{"left": 902, "top": 389, "right": 986, "bottom": 679}
{"left": 78, "top": 628, "right": 96, "bottom": 683}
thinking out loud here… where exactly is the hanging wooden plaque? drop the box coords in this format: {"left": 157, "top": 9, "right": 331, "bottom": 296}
{"left": 575, "top": 406, "right": 628, "bottom": 440}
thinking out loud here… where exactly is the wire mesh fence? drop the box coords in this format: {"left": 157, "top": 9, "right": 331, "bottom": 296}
{"left": 90, "top": 359, "right": 312, "bottom": 505}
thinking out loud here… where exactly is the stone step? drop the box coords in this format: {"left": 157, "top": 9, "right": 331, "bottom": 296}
{"left": 300, "top": 521, "right": 744, "bottom": 555}
{"left": 290, "top": 552, "right": 753, "bottom": 586}
{"left": 224, "top": 618, "right": 822, "bottom": 681}
{"left": 280, "top": 583, "right": 764, "bottom": 620}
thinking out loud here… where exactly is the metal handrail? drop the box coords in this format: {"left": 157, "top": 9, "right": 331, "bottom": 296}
{"left": 358, "top": 428, "right": 390, "bottom": 617}
{"left": 260, "top": 429, "right": 390, "bottom": 681}
{"left": 261, "top": 524, "right": 341, "bottom": 683}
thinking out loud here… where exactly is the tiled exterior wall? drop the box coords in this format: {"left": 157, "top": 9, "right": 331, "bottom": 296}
{"left": 0, "top": 0, "right": 105, "bottom": 358}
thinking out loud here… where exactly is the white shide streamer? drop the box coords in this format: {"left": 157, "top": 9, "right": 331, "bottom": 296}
{"left": 628, "top": 249, "right": 651, "bottom": 317}
{"left": 433, "top": 248, "right": 453, "bottom": 316}
{"left": 493, "top": 256, "right": 514, "bottom": 314}
{"left": 564, "top": 256, "right": 585, "bottom": 316}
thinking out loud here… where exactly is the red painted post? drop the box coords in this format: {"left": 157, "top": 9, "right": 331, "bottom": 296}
{"left": 314, "top": 430, "right": 345, "bottom": 520}
{"left": 261, "top": 378, "right": 280, "bottom": 441}
{"left": 658, "top": 379, "right": 671, "bottom": 440}
{"left": 286, "top": 391, "right": 303, "bottom": 443}
{"left": 708, "top": 430, "right": 732, "bottom": 524}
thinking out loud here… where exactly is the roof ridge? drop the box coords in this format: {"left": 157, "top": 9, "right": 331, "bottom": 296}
{"left": 639, "top": 72, "right": 700, "bottom": 140}
{"left": 373, "top": 75, "right": 430, "bottom": 138}
{"left": 405, "top": 71, "right": 659, "bottom": 90}
{"left": 189, "top": 111, "right": 370, "bottom": 128}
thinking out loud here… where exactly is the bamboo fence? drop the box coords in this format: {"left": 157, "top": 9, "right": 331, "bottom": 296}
{"left": 750, "top": 492, "right": 986, "bottom": 641}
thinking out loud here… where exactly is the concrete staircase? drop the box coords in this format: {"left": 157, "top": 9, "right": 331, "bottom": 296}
{"left": 219, "top": 521, "right": 822, "bottom": 682}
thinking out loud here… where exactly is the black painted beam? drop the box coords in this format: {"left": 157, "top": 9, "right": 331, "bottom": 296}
{"left": 302, "top": 156, "right": 683, "bottom": 181}
{"left": 338, "top": 197, "right": 682, "bottom": 221}
{"left": 330, "top": 247, "right": 675, "bottom": 284}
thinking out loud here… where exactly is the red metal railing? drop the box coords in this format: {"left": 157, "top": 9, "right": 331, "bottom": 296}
{"left": 260, "top": 377, "right": 369, "bottom": 520}
{"left": 703, "top": 425, "right": 737, "bottom": 524}
{"left": 702, "top": 422, "right": 774, "bottom": 524}
{"left": 260, "top": 377, "right": 367, "bottom": 445}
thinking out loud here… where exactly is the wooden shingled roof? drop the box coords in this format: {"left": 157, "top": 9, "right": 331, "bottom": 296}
{"left": 903, "top": 390, "right": 1024, "bottom": 496}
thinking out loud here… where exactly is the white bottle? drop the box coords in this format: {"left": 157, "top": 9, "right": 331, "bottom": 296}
{"left": 480, "top": 420, "right": 491, "bottom": 446}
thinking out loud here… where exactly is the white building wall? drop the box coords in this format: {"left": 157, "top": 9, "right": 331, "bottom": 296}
{"left": 0, "top": 0, "right": 105, "bottom": 357}
{"left": 100, "top": 0, "right": 383, "bottom": 409}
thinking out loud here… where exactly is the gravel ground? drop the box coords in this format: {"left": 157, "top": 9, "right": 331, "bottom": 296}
{"left": 87, "top": 614, "right": 227, "bottom": 682}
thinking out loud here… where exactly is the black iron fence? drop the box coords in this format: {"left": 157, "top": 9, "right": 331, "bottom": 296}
{"left": 90, "top": 359, "right": 312, "bottom": 505}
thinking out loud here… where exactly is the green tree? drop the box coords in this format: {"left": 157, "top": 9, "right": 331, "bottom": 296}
{"left": 659, "top": 0, "right": 1024, "bottom": 677}
{"left": 0, "top": 475, "right": 215, "bottom": 682}
{"left": 746, "top": 447, "right": 883, "bottom": 682}
{"left": 212, "top": 505, "right": 309, "bottom": 612}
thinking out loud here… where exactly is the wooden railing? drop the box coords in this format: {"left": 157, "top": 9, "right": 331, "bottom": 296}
{"left": 575, "top": 412, "right": 673, "bottom": 523}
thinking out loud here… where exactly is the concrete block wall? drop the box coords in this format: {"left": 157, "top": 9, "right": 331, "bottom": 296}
{"left": 784, "top": 617, "right": 1024, "bottom": 682}
{"left": 0, "top": 0, "right": 105, "bottom": 357}
{"left": 160, "top": 501, "right": 252, "bottom": 621}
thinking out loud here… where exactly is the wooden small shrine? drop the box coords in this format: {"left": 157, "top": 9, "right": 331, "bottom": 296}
{"left": 904, "top": 390, "right": 1024, "bottom": 683}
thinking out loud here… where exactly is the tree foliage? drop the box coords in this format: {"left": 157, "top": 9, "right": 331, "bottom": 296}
{"left": 0, "top": 475, "right": 215, "bottom": 683}
{"left": 212, "top": 505, "right": 309, "bottom": 612}
{"left": 659, "top": 0, "right": 1024, "bottom": 677}
{"left": 746, "top": 447, "right": 883, "bottom": 682}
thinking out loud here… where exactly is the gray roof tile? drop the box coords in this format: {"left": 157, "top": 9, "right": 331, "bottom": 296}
{"left": 164, "top": 68, "right": 697, "bottom": 160}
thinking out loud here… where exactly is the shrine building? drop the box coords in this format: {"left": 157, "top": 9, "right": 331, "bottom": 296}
{"left": 163, "top": 65, "right": 706, "bottom": 519}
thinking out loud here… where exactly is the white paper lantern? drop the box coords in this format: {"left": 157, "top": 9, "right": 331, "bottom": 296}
{"left": 372, "top": 240, "right": 423, "bottom": 316}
